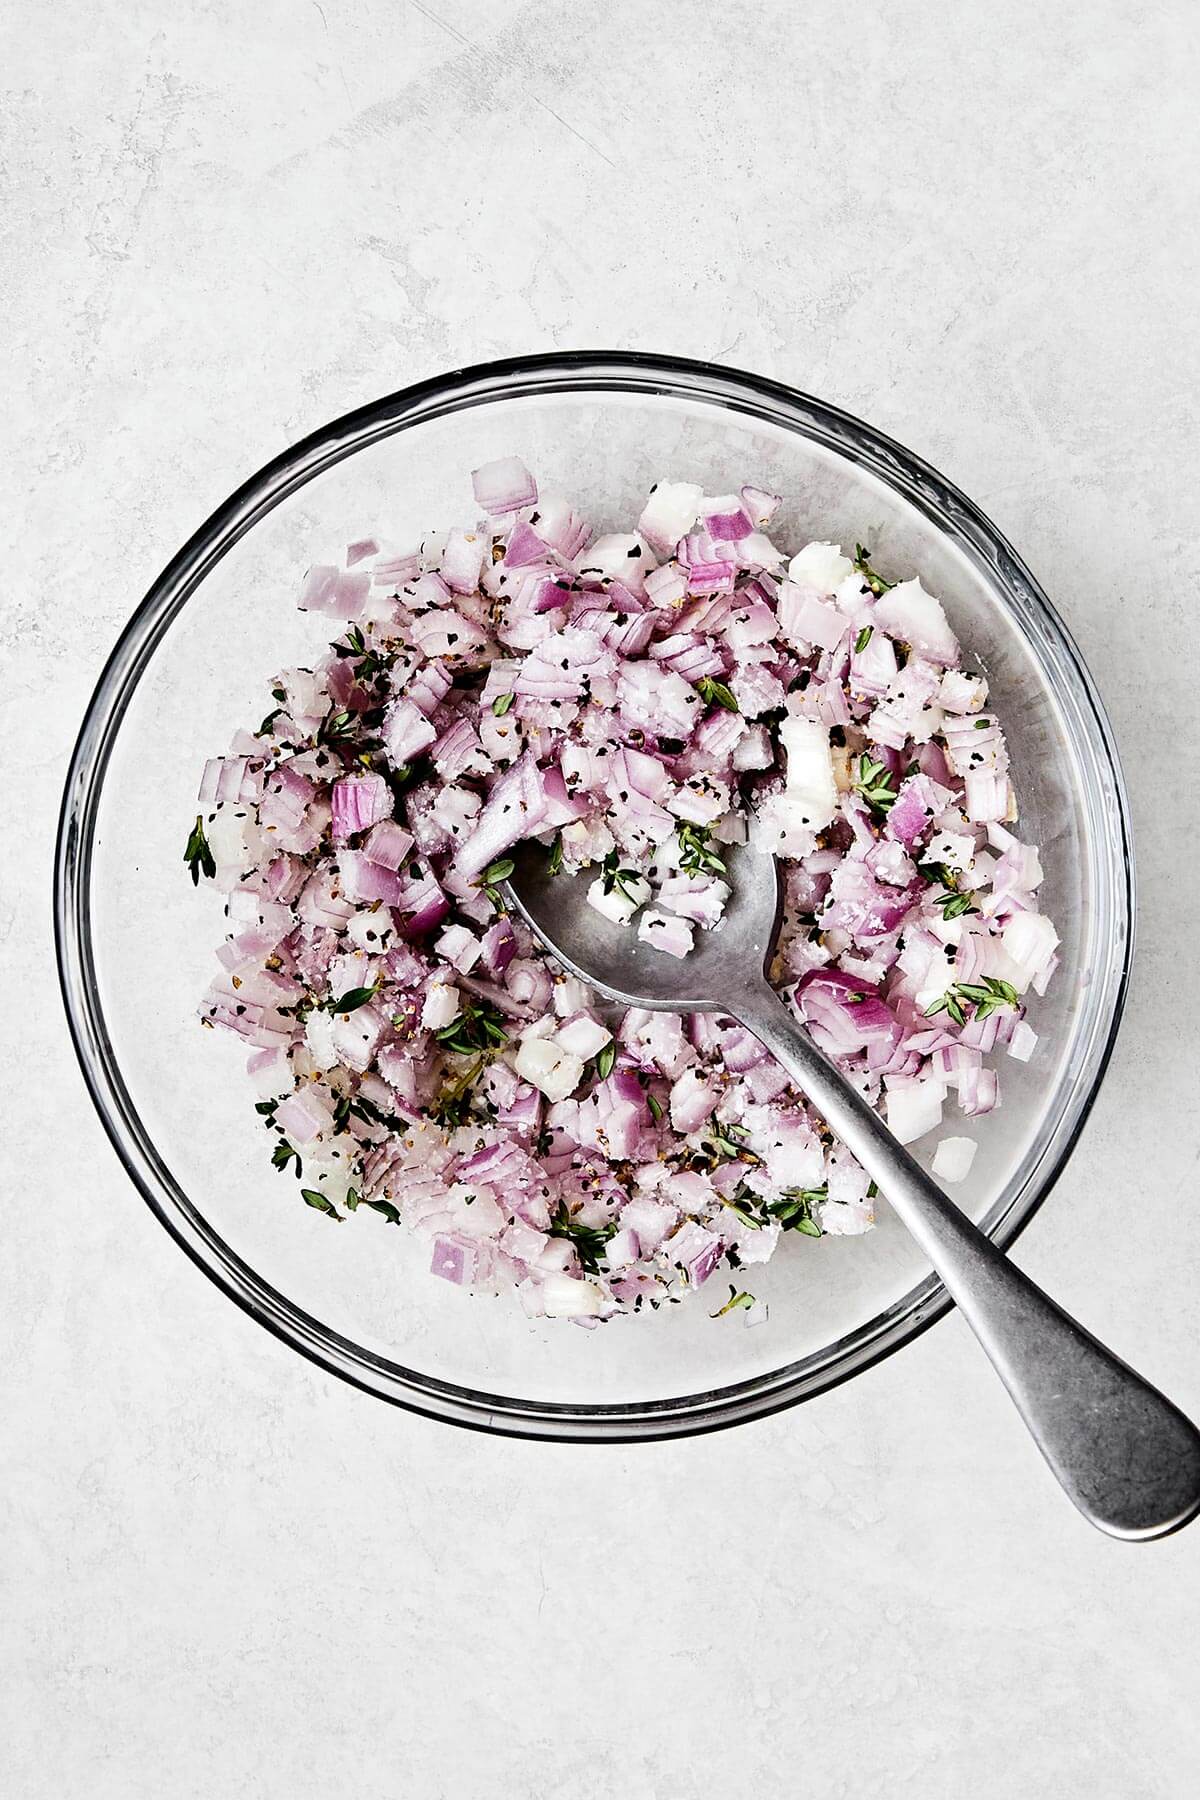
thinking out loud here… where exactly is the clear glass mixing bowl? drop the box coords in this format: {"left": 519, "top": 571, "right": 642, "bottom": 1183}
{"left": 55, "top": 352, "right": 1134, "bottom": 1439}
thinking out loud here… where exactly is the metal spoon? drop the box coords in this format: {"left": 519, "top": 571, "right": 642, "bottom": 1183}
{"left": 504, "top": 834, "right": 1200, "bottom": 1539}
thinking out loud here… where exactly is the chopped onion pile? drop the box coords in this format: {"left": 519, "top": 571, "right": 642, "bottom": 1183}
{"left": 189, "top": 460, "right": 1056, "bottom": 1324}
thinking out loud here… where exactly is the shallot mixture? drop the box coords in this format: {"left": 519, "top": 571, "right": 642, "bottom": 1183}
{"left": 187, "top": 459, "right": 1058, "bottom": 1325}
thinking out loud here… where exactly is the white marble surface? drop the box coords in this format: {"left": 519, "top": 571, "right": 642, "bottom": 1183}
{"left": 6, "top": 1, "right": 1200, "bottom": 1793}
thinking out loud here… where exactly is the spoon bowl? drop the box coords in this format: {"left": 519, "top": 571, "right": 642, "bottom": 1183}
{"left": 503, "top": 834, "right": 782, "bottom": 1013}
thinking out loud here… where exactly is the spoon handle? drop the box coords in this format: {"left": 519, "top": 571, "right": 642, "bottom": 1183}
{"left": 735, "top": 980, "right": 1200, "bottom": 1539}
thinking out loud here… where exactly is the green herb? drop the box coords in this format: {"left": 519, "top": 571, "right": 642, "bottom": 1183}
{"left": 918, "top": 861, "right": 957, "bottom": 887}
{"left": 332, "top": 1091, "right": 398, "bottom": 1136}
{"left": 696, "top": 675, "right": 739, "bottom": 714}
{"left": 258, "top": 707, "right": 283, "bottom": 736}
{"left": 923, "top": 989, "right": 967, "bottom": 1026}
{"left": 547, "top": 1201, "right": 617, "bottom": 1275}
{"left": 647, "top": 1092, "right": 664, "bottom": 1123}
{"left": 301, "top": 1188, "right": 344, "bottom": 1221}
{"left": 477, "top": 856, "right": 515, "bottom": 906}
{"left": 711, "top": 1286, "right": 755, "bottom": 1318}
{"left": 933, "top": 889, "right": 979, "bottom": 920}
{"left": 600, "top": 848, "right": 645, "bottom": 903}
{"left": 594, "top": 1040, "right": 616, "bottom": 1081}
{"left": 335, "top": 624, "right": 390, "bottom": 682}
{"left": 852, "top": 543, "right": 896, "bottom": 598}
{"left": 923, "top": 977, "right": 1018, "bottom": 1025}
{"left": 677, "top": 822, "right": 727, "bottom": 878}
{"left": 328, "top": 980, "right": 380, "bottom": 1015}
{"left": 492, "top": 690, "right": 515, "bottom": 716}
{"left": 317, "top": 707, "right": 356, "bottom": 745}
{"left": 361, "top": 1196, "right": 402, "bottom": 1225}
{"left": 430, "top": 1056, "right": 485, "bottom": 1128}
{"left": 950, "top": 975, "right": 1021, "bottom": 1022}
{"left": 852, "top": 754, "right": 898, "bottom": 816}
{"left": 854, "top": 624, "right": 874, "bottom": 654}
{"left": 254, "top": 1099, "right": 278, "bottom": 1118}
{"left": 700, "top": 1116, "right": 758, "bottom": 1166}
{"left": 434, "top": 994, "right": 509, "bottom": 1057}
{"left": 768, "top": 1188, "right": 827, "bottom": 1236}
{"left": 975, "top": 716, "right": 992, "bottom": 730}
{"left": 271, "top": 1140, "right": 302, "bottom": 1178}
{"left": 184, "top": 815, "right": 216, "bottom": 886}
{"left": 547, "top": 832, "right": 564, "bottom": 876}
{"left": 722, "top": 1190, "right": 765, "bottom": 1229}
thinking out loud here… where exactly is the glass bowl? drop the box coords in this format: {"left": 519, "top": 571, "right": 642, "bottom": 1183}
{"left": 55, "top": 351, "right": 1134, "bottom": 1439}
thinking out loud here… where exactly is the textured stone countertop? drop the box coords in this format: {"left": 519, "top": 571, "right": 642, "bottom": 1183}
{"left": 6, "top": 1, "right": 1199, "bottom": 1794}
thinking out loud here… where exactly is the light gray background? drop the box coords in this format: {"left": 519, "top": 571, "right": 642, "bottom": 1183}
{"left": 5, "top": 1, "right": 1199, "bottom": 1794}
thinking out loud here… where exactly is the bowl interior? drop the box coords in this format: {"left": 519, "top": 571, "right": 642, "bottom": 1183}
{"left": 64, "top": 358, "right": 1131, "bottom": 1433}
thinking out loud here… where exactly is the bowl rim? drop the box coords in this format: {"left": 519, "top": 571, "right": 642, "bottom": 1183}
{"left": 54, "top": 348, "right": 1135, "bottom": 1440}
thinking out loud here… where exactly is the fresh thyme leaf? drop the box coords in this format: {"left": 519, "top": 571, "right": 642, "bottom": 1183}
{"left": 852, "top": 755, "right": 898, "bottom": 816}
{"left": 475, "top": 855, "right": 516, "bottom": 908}
{"left": 852, "top": 544, "right": 896, "bottom": 598}
{"left": 547, "top": 1202, "right": 617, "bottom": 1275}
{"left": 922, "top": 977, "right": 1017, "bottom": 1027}
{"left": 954, "top": 982, "right": 993, "bottom": 1003}
{"left": 184, "top": 815, "right": 217, "bottom": 885}
{"left": 696, "top": 675, "right": 740, "bottom": 713}
{"left": 317, "top": 707, "right": 356, "bottom": 745}
{"left": 271, "top": 1140, "right": 302, "bottom": 1178}
{"left": 430, "top": 1056, "right": 485, "bottom": 1128}
{"left": 700, "top": 1115, "right": 758, "bottom": 1166}
{"left": 434, "top": 995, "right": 509, "bottom": 1057}
{"left": 595, "top": 1041, "right": 616, "bottom": 1081}
{"left": 647, "top": 1092, "right": 664, "bottom": 1123}
{"left": 254, "top": 1099, "right": 278, "bottom": 1118}
{"left": 722, "top": 1191, "right": 765, "bottom": 1229}
{"left": 933, "top": 889, "right": 979, "bottom": 920}
{"left": 361, "top": 1196, "right": 402, "bottom": 1225}
{"left": 854, "top": 624, "right": 874, "bottom": 654}
{"left": 599, "top": 848, "right": 645, "bottom": 902}
{"left": 258, "top": 707, "right": 283, "bottom": 736}
{"left": 342, "top": 1091, "right": 401, "bottom": 1131}
{"left": 547, "top": 832, "right": 564, "bottom": 875}
{"left": 301, "top": 1188, "right": 344, "bottom": 1221}
{"left": 492, "top": 690, "right": 515, "bottom": 716}
{"left": 928, "top": 986, "right": 971, "bottom": 1029}
{"left": 677, "top": 822, "right": 727, "bottom": 878}
{"left": 768, "top": 1187, "right": 827, "bottom": 1235}
{"left": 711, "top": 1286, "right": 755, "bottom": 1318}
{"left": 328, "top": 981, "right": 380, "bottom": 1015}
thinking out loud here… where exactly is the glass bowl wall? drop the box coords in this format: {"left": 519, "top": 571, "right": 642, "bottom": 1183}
{"left": 55, "top": 353, "right": 1133, "bottom": 1438}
